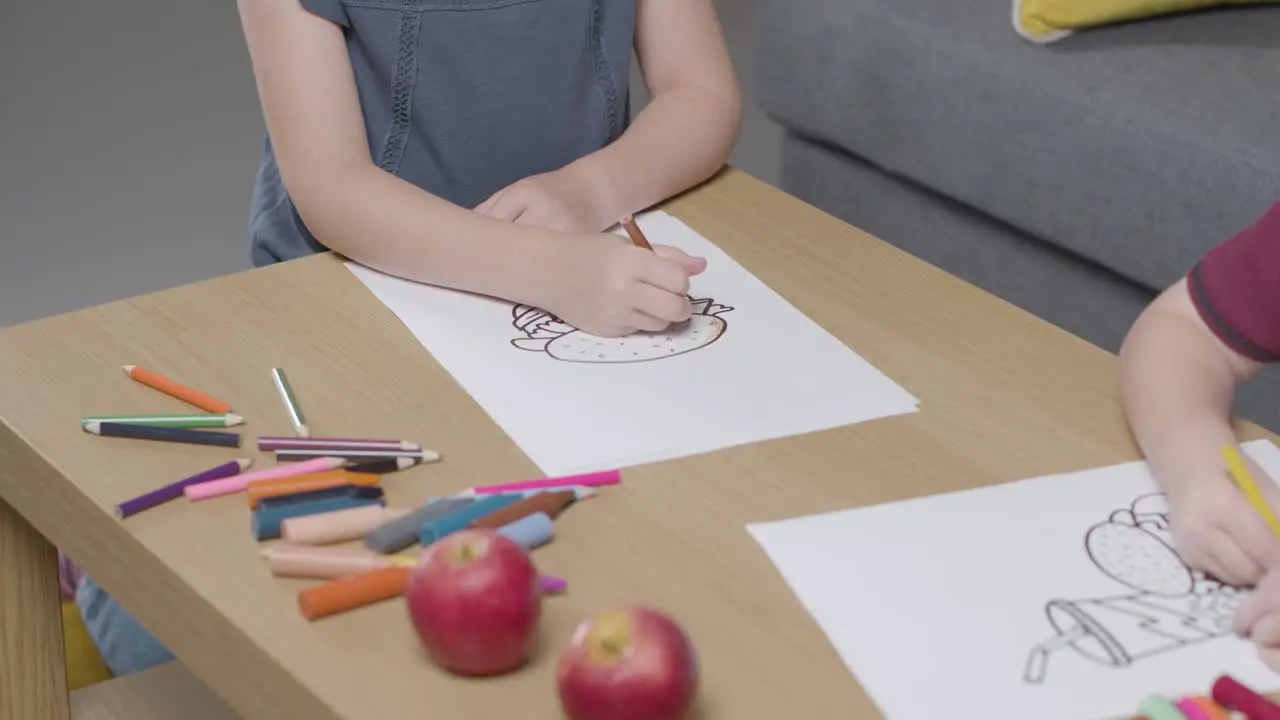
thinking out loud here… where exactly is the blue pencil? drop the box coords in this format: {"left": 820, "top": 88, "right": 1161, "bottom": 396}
{"left": 84, "top": 421, "right": 242, "bottom": 448}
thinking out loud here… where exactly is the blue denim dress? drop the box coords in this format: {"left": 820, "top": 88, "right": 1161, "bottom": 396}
{"left": 78, "top": 0, "right": 635, "bottom": 675}
{"left": 249, "top": 0, "right": 635, "bottom": 266}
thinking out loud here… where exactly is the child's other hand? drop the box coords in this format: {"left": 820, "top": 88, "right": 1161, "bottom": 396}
{"left": 474, "top": 167, "right": 608, "bottom": 234}
{"left": 1233, "top": 568, "right": 1280, "bottom": 672}
{"left": 538, "top": 235, "right": 706, "bottom": 338}
{"left": 1167, "top": 457, "right": 1280, "bottom": 587}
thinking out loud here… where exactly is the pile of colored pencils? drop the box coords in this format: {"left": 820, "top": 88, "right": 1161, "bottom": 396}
{"left": 90, "top": 361, "right": 630, "bottom": 624}
{"left": 267, "top": 468, "right": 622, "bottom": 621}
{"left": 1139, "top": 674, "right": 1279, "bottom": 720}
{"left": 94, "top": 365, "right": 437, "bottom": 520}
{"left": 83, "top": 365, "right": 245, "bottom": 451}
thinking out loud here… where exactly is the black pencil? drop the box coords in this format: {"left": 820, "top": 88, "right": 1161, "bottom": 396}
{"left": 83, "top": 421, "right": 242, "bottom": 448}
{"left": 345, "top": 457, "right": 421, "bottom": 475}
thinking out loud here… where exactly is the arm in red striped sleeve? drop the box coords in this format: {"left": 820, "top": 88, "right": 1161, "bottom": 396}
{"left": 1187, "top": 201, "right": 1280, "bottom": 363}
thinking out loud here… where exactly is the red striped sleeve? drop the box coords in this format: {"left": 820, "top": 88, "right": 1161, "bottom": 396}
{"left": 1187, "top": 200, "right": 1280, "bottom": 363}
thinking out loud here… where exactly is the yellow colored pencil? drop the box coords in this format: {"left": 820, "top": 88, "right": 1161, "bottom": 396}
{"left": 1222, "top": 445, "right": 1280, "bottom": 538}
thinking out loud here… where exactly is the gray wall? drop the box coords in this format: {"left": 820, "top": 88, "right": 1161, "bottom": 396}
{"left": 0, "top": 1, "right": 780, "bottom": 328}
{"left": 2, "top": 2, "right": 261, "bottom": 327}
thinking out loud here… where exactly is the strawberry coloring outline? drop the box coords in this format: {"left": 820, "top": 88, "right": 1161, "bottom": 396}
{"left": 1023, "top": 493, "right": 1245, "bottom": 684}
{"left": 509, "top": 297, "right": 734, "bottom": 364}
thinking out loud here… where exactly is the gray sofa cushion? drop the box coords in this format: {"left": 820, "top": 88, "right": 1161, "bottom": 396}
{"left": 779, "top": 131, "right": 1280, "bottom": 432}
{"left": 754, "top": 0, "right": 1280, "bottom": 291}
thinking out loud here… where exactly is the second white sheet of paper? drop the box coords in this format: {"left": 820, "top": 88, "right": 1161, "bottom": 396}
{"left": 346, "top": 211, "right": 919, "bottom": 476}
{"left": 747, "top": 439, "right": 1280, "bottom": 720}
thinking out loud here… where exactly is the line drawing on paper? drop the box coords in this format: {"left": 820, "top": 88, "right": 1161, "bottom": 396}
{"left": 509, "top": 297, "right": 734, "bottom": 364}
{"left": 1023, "top": 493, "right": 1246, "bottom": 684}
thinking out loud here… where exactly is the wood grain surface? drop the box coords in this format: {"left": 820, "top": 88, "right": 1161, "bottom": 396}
{"left": 0, "top": 496, "right": 70, "bottom": 720}
{"left": 0, "top": 169, "right": 1272, "bottom": 718}
{"left": 69, "top": 662, "right": 235, "bottom": 720}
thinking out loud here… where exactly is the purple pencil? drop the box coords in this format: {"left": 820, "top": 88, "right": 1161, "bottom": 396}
{"left": 116, "top": 458, "right": 252, "bottom": 519}
{"left": 540, "top": 575, "right": 568, "bottom": 594}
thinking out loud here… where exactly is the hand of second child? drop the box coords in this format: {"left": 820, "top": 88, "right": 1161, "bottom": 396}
{"left": 1233, "top": 567, "right": 1280, "bottom": 672}
{"left": 474, "top": 166, "right": 609, "bottom": 234}
{"left": 536, "top": 234, "right": 706, "bottom": 338}
{"left": 1167, "top": 456, "right": 1280, "bottom": 587}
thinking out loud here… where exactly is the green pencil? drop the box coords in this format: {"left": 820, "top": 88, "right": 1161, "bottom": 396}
{"left": 81, "top": 413, "right": 244, "bottom": 428}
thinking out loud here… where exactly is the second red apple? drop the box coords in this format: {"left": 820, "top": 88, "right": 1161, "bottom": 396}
{"left": 557, "top": 604, "right": 699, "bottom": 720}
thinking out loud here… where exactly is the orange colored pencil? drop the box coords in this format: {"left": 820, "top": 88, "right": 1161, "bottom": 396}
{"left": 619, "top": 214, "right": 653, "bottom": 251}
{"left": 297, "top": 566, "right": 411, "bottom": 621}
{"left": 246, "top": 470, "right": 380, "bottom": 508}
{"left": 122, "top": 365, "right": 232, "bottom": 414}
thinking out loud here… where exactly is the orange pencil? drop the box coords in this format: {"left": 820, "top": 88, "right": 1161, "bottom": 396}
{"left": 246, "top": 470, "right": 380, "bottom": 508}
{"left": 619, "top": 214, "right": 653, "bottom": 252}
{"left": 122, "top": 365, "right": 232, "bottom": 414}
{"left": 298, "top": 566, "right": 411, "bottom": 621}
{"left": 1185, "top": 696, "right": 1230, "bottom": 720}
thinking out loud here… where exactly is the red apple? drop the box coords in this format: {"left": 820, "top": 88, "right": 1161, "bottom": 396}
{"left": 557, "top": 605, "right": 699, "bottom": 720}
{"left": 405, "top": 528, "right": 541, "bottom": 676}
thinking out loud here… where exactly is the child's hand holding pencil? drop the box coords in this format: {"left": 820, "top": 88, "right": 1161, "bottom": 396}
{"left": 1232, "top": 567, "right": 1280, "bottom": 675}
{"left": 1165, "top": 445, "right": 1280, "bottom": 589}
{"left": 526, "top": 218, "right": 706, "bottom": 339}
{"left": 1218, "top": 443, "right": 1280, "bottom": 676}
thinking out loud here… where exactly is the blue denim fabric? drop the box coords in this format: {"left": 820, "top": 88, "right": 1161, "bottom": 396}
{"left": 249, "top": 0, "right": 635, "bottom": 267}
{"left": 75, "top": 576, "right": 174, "bottom": 676}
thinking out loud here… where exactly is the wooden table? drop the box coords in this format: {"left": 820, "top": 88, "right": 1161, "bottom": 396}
{"left": 0, "top": 169, "right": 1272, "bottom": 719}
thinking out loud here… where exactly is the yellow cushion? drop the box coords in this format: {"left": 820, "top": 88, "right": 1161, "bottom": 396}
{"left": 1014, "top": 0, "right": 1280, "bottom": 43}
{"left": 62, "top": 601, "right": 113, "bottom": 691}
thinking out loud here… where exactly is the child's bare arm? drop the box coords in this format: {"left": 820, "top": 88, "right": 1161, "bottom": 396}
{"left": 236, "top": 0, "right": 559, "bottom": 303}
{"left": 1119, "top": 278, "right": 1262, "bottom": 493}
{"left": 569, "top": 0, "right": 742, "bottom": 221}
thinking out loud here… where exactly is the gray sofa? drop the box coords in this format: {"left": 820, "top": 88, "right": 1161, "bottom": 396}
{"left": 752, "top": 0, "right": 1280, "bottom": 431}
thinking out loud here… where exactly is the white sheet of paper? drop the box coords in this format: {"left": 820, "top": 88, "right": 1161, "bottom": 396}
{"left": 747, "top": 439, "right": 1280, "bottom": 720}
{"left": 346, "top": 211, "right": 919, "bottom": 476}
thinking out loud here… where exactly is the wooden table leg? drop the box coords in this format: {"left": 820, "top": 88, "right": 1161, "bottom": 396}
{"left": 0, "top": 495, "right": 70, "bottom": 720}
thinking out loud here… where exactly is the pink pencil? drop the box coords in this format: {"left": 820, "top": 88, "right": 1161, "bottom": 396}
{"left": 184, "top": 456, "right": 345, "bottom": 501}
{"left": 469, "top": 469, "right": 620, "bottom": 495}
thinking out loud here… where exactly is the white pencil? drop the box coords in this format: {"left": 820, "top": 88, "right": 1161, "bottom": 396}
{"left": 274, "top": 448, "right": 441, "bottom": 463}
{"left": 454, "top": 486, "right": 598, "bottom": 501}
{"left": 271, "top": 367, "right": 309, "bottom": 438}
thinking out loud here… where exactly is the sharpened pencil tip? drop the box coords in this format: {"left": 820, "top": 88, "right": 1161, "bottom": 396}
{"left": 397, "top": 457, "right": 415, "bottom": 470}
{"left": 236, "top": 458, "right": 253, "bottom": 471}
{"left": 121, "top": 365, "right": 135, "bottom": 374}
{"left": 226, "top": 413, "right": 245, "bottom": 426}
{"left": 296, "top": 425, "right": 310, "bottom": 439}
{"left": 83, "top": 422, "right": 102, "bottom": 434}
{"left": 421, "top": 450, "right": 442, "bottom": 463}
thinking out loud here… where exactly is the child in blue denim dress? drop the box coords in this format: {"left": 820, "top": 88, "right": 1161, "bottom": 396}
{"left": 71, "top": 0, "right": 741, "bottom": 676}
